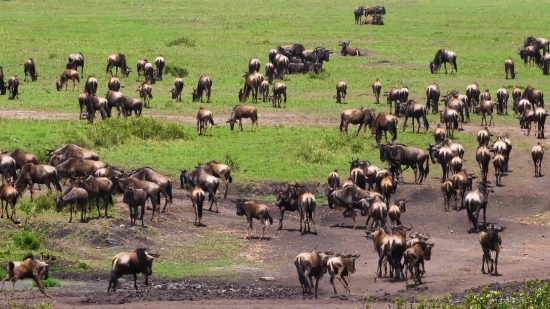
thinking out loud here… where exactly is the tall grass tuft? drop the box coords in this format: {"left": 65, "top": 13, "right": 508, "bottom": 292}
{"left": 164, "top": 64, "right": 188, "bottom": 78}
{"left": 166, "top": 36, "right": 196, "bottom": 47}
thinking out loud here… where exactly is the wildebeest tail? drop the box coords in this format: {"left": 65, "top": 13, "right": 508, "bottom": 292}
{"left": 425, "top": 156, "right": 430, "bottom": 176}
{"left": 339, "top": 114, "right": 345, "bottom": 132}
{"left": 466, "top": 206, "right": 477, "bottom": 229}
{"left": 454, "top": 58, "right": 458, "bottom": 72}
{"left": 329, "top": 265, "right": 335, "bottom": 285}
{"left": 108, "top": 270, "right": 118, "bottom": 292}
{"left": 208, "top": 117, "right": 215, "bottom": 126}
{"left": 423, "top": 108, "right": 429, "bottom": 130}
{"left": 296, "top": 258, "right": 310, "bottom": 290}
{"left": 267, "top": 212, "right": 273, "bottom": 225}
{"left": 8, "top": 261, "right": 15, "bottom": 273}
{"left": 157, "top": 190, "right": 161, "bottom": 205}
{"left": 228, "top": 173, "right": 233, "bottom": 184}
{"left": 167, "top": 182, "right": 173, "bottom": 203}
{"left": 106, "top": 62, "right": 110, "bottom": 74}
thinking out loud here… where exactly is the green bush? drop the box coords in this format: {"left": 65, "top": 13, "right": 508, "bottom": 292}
{"left": 223, "top": 153, "right": 240, "bottom": 172}
{"left": 13, "top": 230, "right": 42, "bottom": 250}
{"left": 163, "top": 64, "right": 188, "bottom": 78}
{"left": 166, "top": 36, "right": 196, "bottom": 48}
{"left": 33, "top": 191, "right": 59, "bottom": 212}
{"left": 32, "top": 277, "right": 61, "bottom": 288}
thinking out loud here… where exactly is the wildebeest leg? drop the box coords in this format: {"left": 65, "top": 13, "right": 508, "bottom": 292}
{"left": 356, "top": 123, "right": 364, "bottom": 136}
{"left": 95, "top": 197, "right": 101, "bottom": 218}
{"left": 277, "top": 208, "right": 284, "bottom": 230}
{"left": 33, "top": 277, "right": 51, "bottom": 298}
{"left": 443, "top": 62, "right": 448, "bottom": 74}
{"left": 494, "top": 251, "right": 499, "bottom": 275}
{"left": 314, "top": 277, "right": 321, "bottom": 298}
{"left": 310, "top": 210, "right": 317, "bottom": 235}
{"left": 403, "top": 116, "right": 408, "bottom": 132}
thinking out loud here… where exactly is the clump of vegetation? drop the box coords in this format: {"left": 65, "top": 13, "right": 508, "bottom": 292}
{"left": 166, "top": 36, "right": 196, "bottom": 47}
{"left": 307, "top": 70, "right": 330, "bottom": 80}
{"left": 223, "top": 153, "right": 240, "bottom": 171}
{"left": 33, "top": 191, "right": 59, "bottom": 212}
{"left": 32, "top": 277, "right": 61, "bottom": 288}
{"left": 13, "top": 229, "right": 43, "bottom": 250}
{"left": 296, "top": 142, "right": 332, "bottom": 164}
{"left": 163, "top": 64, "right": 188, "bottom": 78}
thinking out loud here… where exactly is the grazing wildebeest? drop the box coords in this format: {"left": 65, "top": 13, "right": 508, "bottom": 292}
{"left": 265, "top": 63, "right": 275, "bottom": 84}
{"left": 196, "top": 107, "right": 215, "bottom": 135}
{"left": 227, "top": 104, "right": 258, "bottom": 132}
{"left": 197, "top": 161, "right": 231, "bottom": 199}
{"left": 339, "top": 41, "right": 360, "bottom": 56}
{"left": 56, "top": 69, "right": 79, "bottom": 91}
{"left": 7, "top": 76, "right": 19, "bottom": 100}
{"left": 23, "top": 58, "right": 38, "bottom": 82}
{"left": 180, "top": 168, "right": 219, "bottom": 212}
{"left": 0, "top": 154, "right": 17, "bottom": 184}
{"left": 480, "top": 89, "right": 491, "bottom": 102}
{"left": 479, "top": 223, "right": 505, "bottom": 275}
{"left": 14, "top": 163, "right": 62, "bottom": 201}
{"left": 56, "top": 187, "right": 89, "bottom": 223}
{"left": 339, "top": 107, "right": 375, "bottom": 136}
{"left": 496, "top": 86, "right": 509, "bottom": 115}
{"left": 0, "top": 66, "right": 6, "bottom": 95}
{"left": 334, "top": 80, "right": 347, "bottom": 104}
{"left": 144, "top": 63, "right": 155, "bottom": 85}
{"left": 269, "top": 82, "right": 287, "bottom": 108}
{"left": 294, "top": 249, "right": 333, "bottom": 298}
{"left": 137, "top": 82, "right": 153, "bottom": 108}
{"left": 190, "top": 186, "right": 205, "bottom": 226}
{"left": 106, "top": 53, "right": 130, "bottom": 77}
{"left": 154, "top": 56, "right": 165, "bottom": 81}
{"left": 239, "top": 72, "right": 261, "bottom": 103}
{"left": 122, "top": 185, "right": 146, "bottom": 227}
{"left": 113, "top": 175, "right": 165, "bottom": 219}
{"left": 532, "top": 142, "right": 544, "bottom": 177}
{"left": 108, "top": 76, "right": 121, "bottom": 91}
{"left": 426, "top": 83, "right": 440, "bottom": 113}
{"left": 353, "top": 6, "right": 364, "bottom": 24}
{"left": 372, "top": 78, "right": 382, "bottom": 104}
{"left": 67, "top": 52, "right": 84, "bottom": 74}
{"left": 505, "top": 58, "right": 516, "bottom": 79}
{"left": 430, "top": 49, "right": 457, "bottom": 74}
{"left": 466, "top": 82, "right": 480, "bottom": 111}
{"left": 85, "top": 96, "right": 109, "bottom": 123}
{"left": 0, "top": 254, "right": 50, "bottom": 298}
{"left": 327, "top": 252, "right": 360, "bottom": 294}
{"left": 384, "top": 88, "right": 401, "bottom": 114}
{"left": 378, "top": 143, "right": 430, "bottom": 184}
{"left": 232, "top": 198, "right": 273, "bottom": 240}
{"left": 465, "top": 181, "right": 495, "bottom": 233}
{"left": 119, "top": 96, "right": 142, "bottom": 118}
{"left": 136, "top": 59, "right": 148, "bottom": 82}
{"left": 434, "top": 123, "right": 446, "bottom": 144}
{"left": 275, "top": 54, "right": 289, "bottom": 79}
{"left": 85, "top": 76, "right": 98, "bottom": 96}
{"left": 248, "top": 58, "right": 260, "bottom": 73}
{"left": 524, "top": 36, "right": 550, "bottom": 54}
{"left": 522, "top": 86, "right": 544, "bottom": 107}
{"left": 374, "top": 113, "right": 398, "bottom": 144}
{"left": 518, "top": 46, "right": 542, "bottom": 67}
{"left": 396, "top": 100, "right": 429, "bottom": 133}
{"left": 107, "top": 248, "right": 159, "bottom": 293}
{"left": 171, "top": 77, "right": 184, "bottom": 102}
{"left": 0, "top": 181, "right": 18, "bottom": 221}
{"left": 73, "top": 175, "right": 114, "bottom": 218}
{"left": 128, "top": 167, "right": 172, "bottom": 212}
{"left": 192, "top": 75, "right": 213, "bottom": 103}
{"left": 47, "top": 144, "right": 99, "bottom": 165}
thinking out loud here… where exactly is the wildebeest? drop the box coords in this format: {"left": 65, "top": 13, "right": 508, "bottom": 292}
{"left": 274, "top": 54, "right": 289, "bottom": 80}
{"left": 388, "top": 199, "right": 407, "bottom": 225}
{"left": 47, "top": 144, "right": 99, "bottom": 165}
{"left": 334, "top": 80, "right": 347, "bottom": 104}
{"left": 466, "top": 82, "right": 480, "bottom": 111}
{"left": 396, "top": 100, "right": 429, "bottom": 133}
{"left": 327, "top": 169, "right": 340, "bottom": 190}
{"left": 260, "top": 80, "right": 270, "bottom": 102}
{"left": 232, "top": 198, "right": 273, "bottom": 240}
{"left": 85, "top": 76, "right": 98, "bottom": 96}
{"left": 426, "top": 83, "right": 440, "bottom": 113}
{"left": 512, "top": 86, "right": 522, "bottom": 110}
{"left": 339, "top": 107, "right": 375, "bottom": 136}
{"left": 496, "top": 86, "right": 509, "bottom": 115}
{"left": 450, "top": 154, "right": 463, "bottom": 175}
{"left": 505, "top": 58, "right": 516, "bottom": 79}
{"left": 196, "top": 107, "right": 215, "bottom": 135}
{"left": 326, "top": 184, "right": 372, "bottom": 228}
{"left": 365, "top": 6, "right": 385, "bottom": 16}
{"left": 441, "top": 180, "right": 456, "bottom": 212}
{"left": 128, "top": 167, "right": 173, "bottom": 212}
{"left": 192, "top": 75, "right": 213, "bottom": 103}
{"left": 327, "top": 252, "right": 360, "bottom": 294}
{"left": 108, "top": 76, "right": 121, "bottom": 91}
{"left": 480, "top": 89, "right": 491, "bottom": 102}
{"left": 0, "top": 66, "right": 5, "bottom": 95}
{"left": 430, "top": 49, "right": 457, "bottom": 74}
{"left": 522, "top": 86, "right": 544, "bottom": 107}
{"left": 180, "top": 168, "right": 219, "bottom": 212}
{"left": 274, "top": 186, "right": 302, "bottom": 231}
{"left": 372, "top": 78, "right": 382, "bottom": 104}
{"left": 239, "top": 72, "right": 261, "bottom": 103}
{"left": 106, "top": 53, "right": 130, "bottom": 77}
{"left": 434, "top": 123, "right": 446, "bottom": 144}
{"left": 265, "top": 63, "right": 275, "bottom": 84}
{"left": 518, "top": 46, "right": 542, "bottom": 67}
{"left": 227, "top": 104, "right": 258, "bottom": 132}
{"left": 288, "top": 183, "right": 318, "bottom": 235}
{"left": 107, "top": 248, "right": 159, "bottom": 293}
{"left": 248, "top": 58, "right": 260, "bottom": 73}
{"left": 493, "top": 153, "right": 505, "bottom": 186}
{"left": 85, "top": 96, "right": 109, "bottom": 123}
{"left": 54, "top": 157, "right": 107, "bottom": 181}
{"left": 384, "top": 88, "right": 401, "bottom": 114}
{"left": 171, "top": 77, "right": 184, "bottom": 102}
{"left": 105, "top": 91, "right": 125, "bottom": 117}
{"left": 23, "top": 58, "right": 38, "bottom": 82}
{"left": 374, "top": 113, "right": 398, "bottom": 144}
{"left": 56, "top": 69, "right": 79, "bottom": 91}
{"left": 73, "top": 175, "right": 114, "bottom": 218}
{"left": 270, "top": 82, "right": 287, "bottom": 108}
{"left": 95, "top": 165, "right": 124, "bottom": 178}
{"left": 190, "top": 187, "right": 205, "bottom": 226}
{"left": 339, "top": 41, "right": 361, "bottom": 56}
{"left": 122, "top": 185, "right": 146, "bottom": 227}
{"left": 7, "top": 76, "right": 20, "bottom": 99}
{"left": 0, "top": 148, "right": 37, "bottom": 178}
{"left": 154, "top": 56, "right": 165, "bottom": 81}
{"left": 144, "top": 62, "right": 155, "bottom": 85}
{"left": 362, "top": 15, "right": 384, "bottom": 25}
{"left": 465, "top": 181, "right": 495, "bottom": 233}
{"left": 490, "top": 135, "right": 512, "bottom": 172}
{"left": 137, "top": 82, "right": 153, "bottom": 108}
{"left": 0, "top": 254, "right": 50, "bottom": 298}
{"left": 113, "top": 175, "right": 164, "bottom": 220}
{"left": 56, "top": 187, "right": 89, "bottom": 223}
{"left": 477, "top": 127, "right": 491, "bottom": 147}
{"left": 479, "top": 223, "right": 505, "bottom": 275}
{"left": 442, "top": 91, "right": 469, "bottom": 124}
{"left": 196, "top": 161, "right": 231, "bottom": 199}
{"left": 399, "top": 87, "right": 409, "bottom": 104}
{"left": 294, "top": 248, "right": 333, "bottom": 298}
{"left": 542, "top": 53, "right": 550, "bottom": 75}
{"left": 379, "top": 143, "right": 430, "bottom": 184}
{"left": 532, "top": 142, "right": 544, "bottom": 177}
{"left": 476, "top": 100, "right": 495, "bottom": 126}
{"left": 524, "top": 36, "right": 549, "bottom": 54}
{"left": 136, "top": 59, "right": 148, "bottom": 82}
{"left": 287, "top": 62, "right": 306, "bottom": 74}
{"left": 67, "top": 52, "right": 85, "bottom": 74}
{"left": 0, "top": 181, "right": 18, "bottom": 221}
{"left": 119, "top": 96, "right": 143, "bottom": 118}
{"left": 428, "top": 142, "right": 453, "bottom": 183}
{"left": 0, "top": 154, "right": 18, "bottom": 182}
{"left": 77, "top": 92, "right": 90, "bottom": 119}
{"left": 14, "top": 163, "right": 62, "bottom": 201}
{"left": 403, "top": 237, "right": 435, "bottom": 285}
{"left": 535, "top": 107, "right": 547, "bottom": 139}
{"left": 353, "top": 6, "right": 364, "bottom": 24}
{"left": 275, "top": 44, "right": 306, "bottom": 60}
{"left": 476, "top": 146, "right": 492, "bottom": 182}
{"left": 440, "top": 108, "right": 459, "bottom": 138}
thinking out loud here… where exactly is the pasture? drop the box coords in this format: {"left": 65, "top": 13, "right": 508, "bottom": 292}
{"left": 1, "top": 0, "right": 550, "bottom": 308}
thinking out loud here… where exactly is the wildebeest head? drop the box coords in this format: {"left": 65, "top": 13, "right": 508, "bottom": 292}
{"left": 122, "top": 184, "right": 136, "bottom": 204}
{"left": 275, "top": 187, "right": 292, "bottom": 207}
{"left": 338, "top": 41, "right": 351, "bottom": 54}
{"left": 395, "top": 199, "right": 407, "bottom": 213}
{"left": 55, "top": 197, "right": 65, "bottom": 212}
{"left": 135, "top": 248, "right": 159, "bottom": 276}
{"left": 234, "top": 198, "right": 247, "bottom": 216}
{"left": 179, "top": 170, "right": 189, "bottom": 189}
{"left": 349, "top": 157, "right": 360, "bottom": 172}
{"left": 56, "top": 81, "right": 63, "bottom": 91}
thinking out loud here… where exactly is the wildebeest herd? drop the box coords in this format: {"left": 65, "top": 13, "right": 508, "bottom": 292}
{"left": 1, "top": 7, "right": 550, "bottom": 300}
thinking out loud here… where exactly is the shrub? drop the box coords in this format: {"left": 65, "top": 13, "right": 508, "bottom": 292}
{"left": 33, "top": 191, "right": 59, "bottom": 212}
{"left": 33, "top": 277, "right": 61, "bottom": 288}
{"left": 166, "top": 36, "right": 196, "bottom": 47}
{"left": 13, "top": 230, "right": 42, "bottom": 250}
{"left": 307, "top": 70, "right": 330, "bottom": 80}
{"left": 163, "top": 64, "right": 188, "bottom": 78}
{"left": 223, "top": 153, "right": 240, "bottom": 172}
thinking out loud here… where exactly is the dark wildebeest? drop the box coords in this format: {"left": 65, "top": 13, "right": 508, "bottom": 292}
{"left": 378, "top": 143, "right": 430, "bottom": 184}
{"left": 196, "top": 107, "right": 215, "bottom": 135}
{"left": 543, "top": 53, "right": 550, "bottom": 75}
{"left": 73, "top": 175, "right": 114, "bottom": 218}
{"left": 7, "top": 76, "right": 20, "bottom": 100}
{"left": 339, "top": 41, "right": 360, "bottom": 56}
{"left": 287, "top": 62, "right": 306, "bottom": 74}
{"left": 465, "top": 181, "right": 495, "bottom": 233}
{"left": 227, "top": 104, "right": 258, "bottom": 132}
{"left": 512, "top": 86, "right": 522, "bottom": 111}
{"left": 129, "top": 167, "right": 173, "bottom": 213}
{"left": 477, "top": 100, "right": 495, "bottom": 126}
{"left": 260, "top": 80, "right": 270, "bottom": 102}
{"left": 119, "top": 96, "right": 143, "bottom": 118}
{"left": 14, "top": 163, "right": 62, "bottom": 201}
{"left": 396, "top": 100, "right": 429, "bottom": 133}
{"left": 476, "top": 146, "right": 492, "bottom": 182}
{"left": 276, "top": 44, "right": 306, "bottom": 61}
{"left": 136, "top": 59, "right": 148, "bottom": 82}
{"left": 192, "top": 75, "right": 213, "bottom": 103}
{"left": 56, "top": 69, "right": 79, "bottom": 91}
{"left": 505, "top": 58, "right": 516, "bottom": 79}
{"left": 23, "top": 58, "right": 38, "bottom": 82}
{"left": 107, "top": 248, "right": 159, "bottom": 293}
{"left": 428, "top": 142, "right": 453, "bottom": 183}
{"left": 524, "top": 36, "right": 550, "bottom": 54}
{"left": 518, "top": 46, "right": 542, "bottom": 67}
{"left": 190, "top": 186, "right": 206, "bottom": 226}
{"left": 294, "top": 249, "right": 333, "bottom": 298}
{"left": 399, "top": 87, "right": 409, "bottom": 104}
{"left": 480, "top": 89, "right": 491, "bottom": 102}
{"left": 374, "top": 113, "right": 398, "bottom": 144}
{"left": 47, "top": 144, "right": 99, "bottom": 165}
{"left": 430, "top": 49, "right": 457, "bottom": 74}
{"left": 0, "top": 66, "right": 6, "bottom": 95}
{"left": 67, "top": 52, "right": 85, "bottom": 74}
{"left": 85, "top": 76, "right": 98, "bottom": 96}
{"left": 265, "top": 63, "right": 275, "bottom": 84}
{"left": 362, "top": 15, "right": 384, "bottom": 25}
{"left": 335, "top": 81, "right": 347, "bottom": 104}
{"left": 354, "top": 6, "right": 364, "bottom": 24}
{"left": 275, "top": 54, "right": 289, "bottom": 79}
{"left": 0, "top": 254, "right": 51, "bottom": 298}
{"left": 426, "top": 83, "right": 440, "bottom": 113}
{"left": 137, "top": 82, "right": 153, "bottom": 108}
{"left": 112, "top": 175, "right": 164, "bottom": 220}
{"left": 532, "top": 143, "right": 544, "bottom": 177}
{"left": 479, "top": 223, "right": 505, "bottom": 275}
{"left": 442, "top": 91, "right": 468, "bottom": 125}
{"left": 78, "top": 92, "right": 90, "bottom": 119}
{"left": 365, "top": 6, "right": 385, "bottom": 16}
{"left": 154, "top": 56, "right": 165, "bottom": 81}
{"left": 197, "top": 161, "right": 232, "bottom": 199}
{"left": 466, "top": 82, "right": 480, "bottom": 111}
{"left": 522, "top": 86, "right": 544, "bottom": 107}
{"left": 239, "top": 72, "right": 261, "bottom": 103}
{"left": 106, "top": 53, "right": 130, "bottom": 77}
{"left": 56, "top": 187, "right": 89, "bottom": 223}
{"left": 372, "top": 78, "right": 382, "bottom": 104}
{"left": 288, "top": 183, "right": 318, "bottom": 235}
{"left": 102, "top": 91, "right": 124, "bottom": 118}
{"left": 248, "top": 58, "right": 260, "bottom": 73}
{"left": 54, "top": 157, "right": 107, "bottom": 181}
{"left": 144, "top": 62, "right": 155, "bottom": 85}
{"left": 384, "top": 88, "right": 401, "bottom": 115}
{"left": 2, "top": 148, "right": 39, "bottom": 172}
{"left": 122, "top": 185, "right": 146, "bottom": 227}
{"left": 85, "top": 96, "right": 109, "bottom": 123}
{"left": 535, "top": 107, "right": 547, "bottom": 139}
{"left": 108, "top": 76, "right": 121, "bottom": 91}
{"left": 270, "top": 82, "right": 287, "bottom": 108}
{"left": 232, "top": 198, "right": 273, "bottom": 240}
{"left": 275, "top": 186, "right": 301, "bottom": 231}
{"left": 171, "top": 77, "right": 184, "bottom": 102}
{"left": 339, "top": 107, "right": 375, "bottom": 136}
{"left": 180, "top": 168, "right": 219, "bottom": 212}
{"left": 496, "top": 86, "right": 509, "bottom": 115}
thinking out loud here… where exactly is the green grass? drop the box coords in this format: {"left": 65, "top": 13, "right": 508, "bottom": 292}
{"left": 32, "top": 278, "right": 61, "bottom": 288}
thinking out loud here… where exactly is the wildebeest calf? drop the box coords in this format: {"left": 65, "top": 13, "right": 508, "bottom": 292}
{"left": 1, "top": 254, "right": 51, "bottom": 298}
{"left": 232, "top": 198, "right": 273, "bottom": 240}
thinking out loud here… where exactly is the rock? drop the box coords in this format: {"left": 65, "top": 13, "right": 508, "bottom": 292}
{"left": 259, "top": 277, "right": 276, "bottom": 282}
